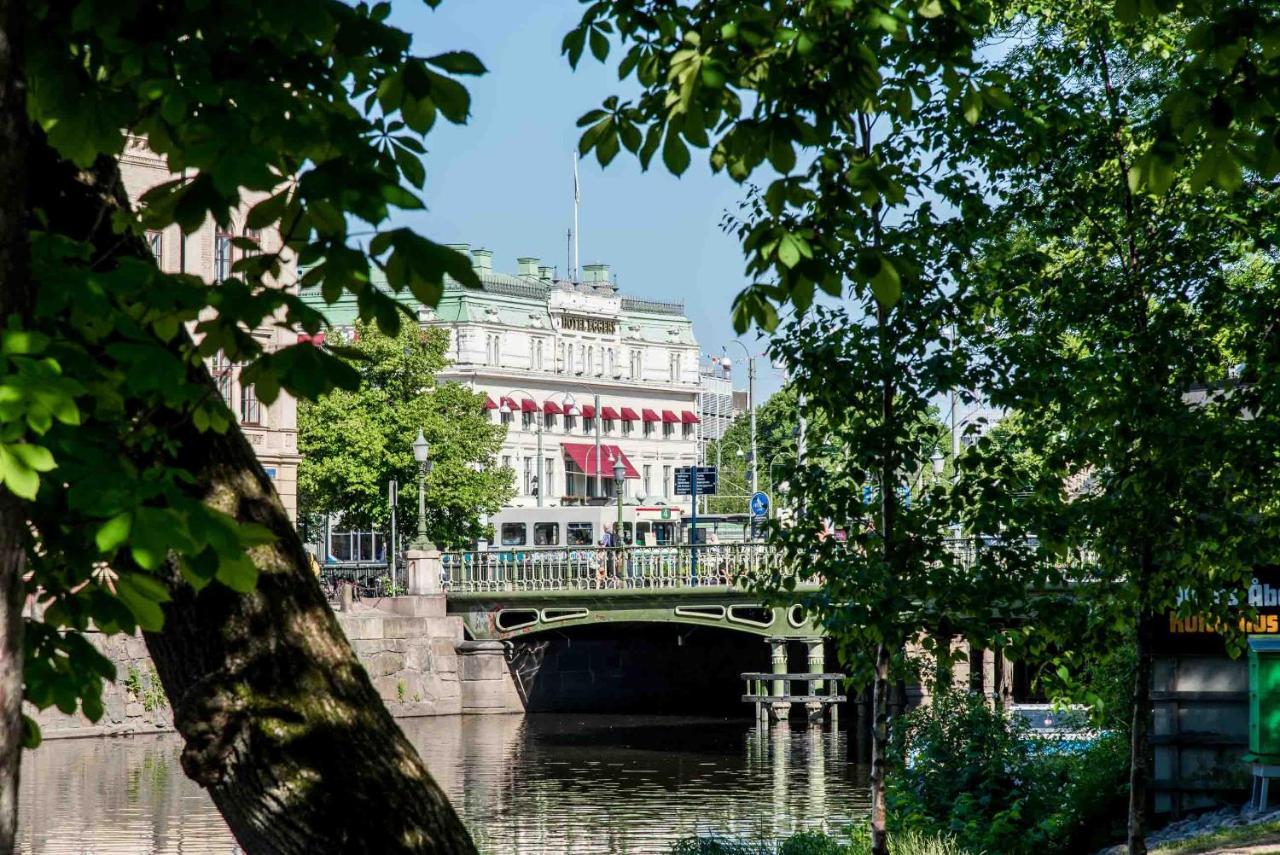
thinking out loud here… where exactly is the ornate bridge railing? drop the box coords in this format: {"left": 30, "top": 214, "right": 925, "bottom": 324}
{"left": 441, "top": 543, "right": 788, "bottom": 594}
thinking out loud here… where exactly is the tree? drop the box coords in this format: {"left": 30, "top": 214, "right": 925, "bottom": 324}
{"left": 2, "top": 0, "right": 492, "bottom": 850}
{"left": 567, "top": 5, "right": 1017, "bottom": 852}
{"left": 962, "top": 6, "right": 1280, "bottom": 851}
{"left": 299, "top": 322, "right": 513, "bottom": 550}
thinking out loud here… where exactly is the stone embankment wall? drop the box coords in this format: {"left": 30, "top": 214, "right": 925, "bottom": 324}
{"left": 31, "top": 595, "right": 524, "bottom": 740}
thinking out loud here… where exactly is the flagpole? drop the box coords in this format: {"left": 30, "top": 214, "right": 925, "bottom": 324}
{"left": 573, "top": 150, "right": 580, "bottom": 282}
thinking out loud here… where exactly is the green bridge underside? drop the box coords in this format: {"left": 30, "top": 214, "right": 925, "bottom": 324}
{"left": 447, "top": 586, "right": 824, "bottom": 641}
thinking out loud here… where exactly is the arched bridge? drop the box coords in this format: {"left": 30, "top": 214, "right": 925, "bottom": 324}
{"left": 439, "top": 544, "right": 821, "bottom": 641}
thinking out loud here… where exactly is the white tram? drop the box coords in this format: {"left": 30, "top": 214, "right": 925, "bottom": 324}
{"left": 486, "top": 504, "right": 685, "bottom": 549}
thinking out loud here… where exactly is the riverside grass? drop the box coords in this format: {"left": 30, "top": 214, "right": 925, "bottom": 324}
{"left": 669, "top": 829, "right": 975, "bottom": 855}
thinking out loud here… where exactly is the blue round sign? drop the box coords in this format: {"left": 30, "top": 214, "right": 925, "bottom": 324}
{"left": 750, "top": 491, "right": 770, "bottom": 517}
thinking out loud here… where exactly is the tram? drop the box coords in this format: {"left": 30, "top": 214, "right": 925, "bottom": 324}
{"left": 486, "top": 504, "right": 685, "bottom": 549}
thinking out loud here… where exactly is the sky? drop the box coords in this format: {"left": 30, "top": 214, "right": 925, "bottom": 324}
{"left": 385, "top": 1, "right": 787, "bottom": 398}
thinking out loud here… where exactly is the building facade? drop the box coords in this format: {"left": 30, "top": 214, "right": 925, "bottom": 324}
{"left": 311, "top": 246, "right": 703, "bottom": 511}
{"left": 118, "top": 138, "right": 301, "bottom": 519}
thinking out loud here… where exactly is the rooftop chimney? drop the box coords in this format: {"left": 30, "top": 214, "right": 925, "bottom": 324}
{"left": 471, "top": 248, "right": 493, "bottom": 271}
{"left": 446, "top": 242, "right": 470, "bottom": 258}
{"left": 581, "top": 262, "right": 610, "bottom": 284}
{"left": 538, "top": 265, "right": 555, "bottom": 281}
{"left": 517, "top": 256, "right": 540, "bottom": 277}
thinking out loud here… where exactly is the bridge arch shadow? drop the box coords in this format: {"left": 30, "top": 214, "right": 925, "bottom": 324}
{"left": 503, "top": 622, "right": 809, "bottom": 716}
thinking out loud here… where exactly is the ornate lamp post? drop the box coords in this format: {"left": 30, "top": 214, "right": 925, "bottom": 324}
{"left": 613, "top": 456, "right": 626, "bottom": 541}
{"left": 411, "top": 428, "right": 435, "bottom": 551}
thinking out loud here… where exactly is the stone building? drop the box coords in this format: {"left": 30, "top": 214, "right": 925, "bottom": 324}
{"left": 309, "top": 246, "right": 703, "bottom": 511}
{"left": 118, "top": 138, "right": 300, "bottom": 518}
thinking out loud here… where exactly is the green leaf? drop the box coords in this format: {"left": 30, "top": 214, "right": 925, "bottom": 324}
{"left": 662, "top": 130, "right": 691, "bottom": 176}
{"left": 871, "top": 256, "right": 902, "bottom": 308}
{"left": 215, "top": 554, "right": 259, "bottom": 594}
{"left": 589, "top": 28, "right": 610, "bottom": 63}
{"left": 961, "top": 86, "right": 982, "bottom": 126}
{"left": 95, "top": 512, "right": 133, "bottom": 553}
{"left": 115, "top": 575, "right": 166, "bottom": 632}
{"left": 426, "top": 51, "right": 487, "bottom": 76}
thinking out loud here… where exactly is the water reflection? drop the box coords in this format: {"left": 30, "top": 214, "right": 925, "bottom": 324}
{"left": 18, "top": 715, "right": 869, "bottom": 854}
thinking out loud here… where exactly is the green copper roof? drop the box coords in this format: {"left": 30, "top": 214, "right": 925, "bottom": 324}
{"left": 299, "top": 256, "right": 692, "bottom": 345}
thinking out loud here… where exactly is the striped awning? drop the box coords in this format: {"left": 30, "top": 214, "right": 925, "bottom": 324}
{"left": 661, "top": 410, "right": 680, "bottom": 424}
{"left": 641, "top": 408, "right": 660, "bottom": 423}
{"left": 681, "top": 410, "right": 700, "bottom": 424}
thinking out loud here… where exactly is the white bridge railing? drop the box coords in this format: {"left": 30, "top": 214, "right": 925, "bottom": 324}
{"left": 441, "top": 543, "right": 786, "bottom": 594}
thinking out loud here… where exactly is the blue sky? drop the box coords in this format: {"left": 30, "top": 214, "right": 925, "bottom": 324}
{"left": 386, "top": 0, "right": 786, "bottom": 398}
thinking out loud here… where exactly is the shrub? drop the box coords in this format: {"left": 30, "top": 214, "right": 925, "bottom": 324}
{"left": 887, "top": 690, "right": 1128, "bottom": 855}
{"left": 669, "top": 828, "right": 969, "bottom": 855}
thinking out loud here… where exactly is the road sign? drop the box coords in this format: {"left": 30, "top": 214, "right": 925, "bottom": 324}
{"left": 674, "top": 466, "right": 718, "bottom": 496}
{"left": 750, "top": 491, "right": 770, "bottom": 518}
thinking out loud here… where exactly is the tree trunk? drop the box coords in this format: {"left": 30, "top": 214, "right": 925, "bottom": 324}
{"left": 144, "top": 404, "right": 476, "bottom": 854}
{"left": 869, "top": 641, "right": 892, "bottom": 855}
{"left": 1128, "top": 555, "right": 1155, "bottom": 855}
{"left": 31, "top": 138, "right": 476, "bottom": 853}
{"left": 0, "top": 0, "right": 27, "bottom": 848}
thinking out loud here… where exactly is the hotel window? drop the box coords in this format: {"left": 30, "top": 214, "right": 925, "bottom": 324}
{"left": 558, "top": 341, "right": 567, "bottom": 373}
{"left": 534, "top": 339, "right": 544, "bottom": 370}
{"left": 146, "top": 230, "right": 163, "bottom": 262}
{"left": 683, "top": 422, "right": 695, "bottom": 439}
{"left": 211, "top": 352, "right": 234, "bottom": 408}
{"left": 577, "top": 343, "right": 585, "bottom": 374}
{"left": 523, "top": 457, "right": 535, "bottom": 495}
{"left": 644, "top": 420, "right": 655, "bottom": 438}
{"left": 564, "top": 413, "right": 576, "bottom": 432}
{"left": 663, "top": 421, "right": 674, "bottom": 439}
{"left": 630, "top": 349, "right": 641, "bottom": 379}
{"left": 502, "top": 455, "right": 512, "bottom": 471}
{"left": 543, "top": 412, "right": 555, "bottom": 431}
{"left": 663, "top": 465, "right": 673, "bottom": 497}
{"left": 214, "top": 227, "right": 234, "bottom": 282}
{"left": 544, "top": 458, "right": 555, "bottom": 498}
{"left": 587, "top": 346, "right": 594, "bottom": 376}
{"left": 642, "top": 465, "right": 652, "bottom": 496}
{"left": 622, "top": 419, "right": 632, "bottom": 436}
{"left": 522, "top": 410, "right": 534, "bottom": 430}
{"left": 242, "top": 227, "right": 262, "bottom": 257}
{"left": 240, "top": 383, "right": 262, "bottom": 425}
{"left": 582, "top": 414, "right": 593, "bottom": 435}
{"left": 603, "top": 418, "right": 615, "bottom": 436}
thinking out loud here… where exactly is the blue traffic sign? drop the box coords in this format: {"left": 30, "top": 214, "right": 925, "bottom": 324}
{"left": 750, "top": 491, "right": 770, "bottom": 518}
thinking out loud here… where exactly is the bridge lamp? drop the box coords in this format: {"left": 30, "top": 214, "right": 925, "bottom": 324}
{"left": 411, "top": 428, "right": 435, "bottom": 551}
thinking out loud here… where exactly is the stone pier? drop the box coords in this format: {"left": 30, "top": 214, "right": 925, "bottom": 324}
{"left": 30, "top": 594, "right": 524, "bottom": 739}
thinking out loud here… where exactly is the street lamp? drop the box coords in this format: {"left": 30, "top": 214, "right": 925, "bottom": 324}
{"left": 724, "top": 341, "right": 758, "bottom": 497}
{"left": 613, "top": 455, "right": 625, "bottom": 540}
{"left": 930, "top": 450, "right": 945, "bottom": 476}
{"left": 411, "top": 428, "right": 435, "bottom": 551}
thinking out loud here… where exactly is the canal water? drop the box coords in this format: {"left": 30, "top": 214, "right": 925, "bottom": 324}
{"left": 18, "top": 715, "right": 869, "bottom": 854}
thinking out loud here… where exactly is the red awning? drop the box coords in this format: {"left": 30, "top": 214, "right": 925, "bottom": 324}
{"left": 681, "top": 410, "right": 700, "bottom": 424}
{"left": 562, "top": 443, "right": 640, "bottom": 478}
{"left": 483, "top": 396, "right": 498, "bottom": 410}
{"left": 620, "top": 407, "right": 640, "bottom": 421}
{"left": 600, "top": 406, "right": 620, "bottom": 420}
{"left": 500, "top": 396, "right": 518, "bottom": 411}
{"left": 580, "top": 403, "right": 596, "bottom": 419}
{"left": 661, "top": 410, "right": 680, "bottom": 424}
{"left": 543, "top": 400, "right": 562, "bottom": 415}
{"left": 641, "top": 408, "right": 660, "bottom": 423}
{"left": 520, "top": 398, "right": 538, "bottom": 413}
{"left": 297, "top": 331, "right": 326, "bottom": 346}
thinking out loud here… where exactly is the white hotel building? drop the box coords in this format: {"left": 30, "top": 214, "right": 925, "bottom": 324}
{"left": 317, "top": 246, "right": 703, "bottom": 512}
